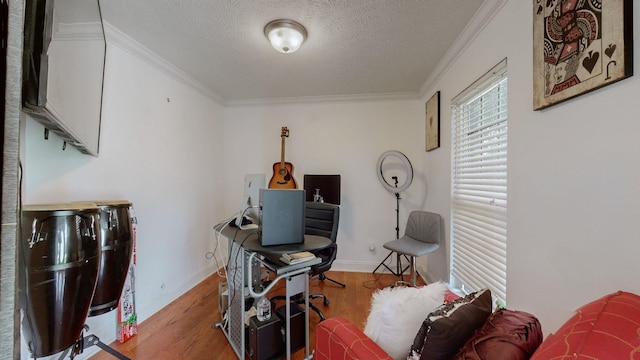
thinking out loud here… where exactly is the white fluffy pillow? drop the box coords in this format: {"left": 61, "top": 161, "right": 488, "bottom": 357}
{"left": 364, "top": 282, "right": 448, "bottom": 360}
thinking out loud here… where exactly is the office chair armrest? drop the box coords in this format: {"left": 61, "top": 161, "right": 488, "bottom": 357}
{"left": 311, "top": 242, "right": 337, "bottom": 274}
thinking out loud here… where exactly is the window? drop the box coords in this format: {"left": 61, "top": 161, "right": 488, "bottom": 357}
{"left": 450, "top": 59, "right": 508, "bottom": 307}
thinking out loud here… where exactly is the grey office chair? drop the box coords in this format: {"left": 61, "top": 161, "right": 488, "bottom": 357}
{"left": 379, "top": 211, "right": 442, "bottom": 286}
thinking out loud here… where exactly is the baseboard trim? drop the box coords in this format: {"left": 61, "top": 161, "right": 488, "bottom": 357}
{"left": 331, "top": 259, "right": 431, "bottom": 286}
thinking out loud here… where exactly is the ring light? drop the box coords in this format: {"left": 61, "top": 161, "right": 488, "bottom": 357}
{"left": 376, "top": 150, "right": 413, "bottom": 193}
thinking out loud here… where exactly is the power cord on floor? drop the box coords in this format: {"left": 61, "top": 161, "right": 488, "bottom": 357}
{"left": 365, "top": 255, "right": 414, "bottom": 289}
{"left": 364, "top": 266, "right": 393, "bottom": 289}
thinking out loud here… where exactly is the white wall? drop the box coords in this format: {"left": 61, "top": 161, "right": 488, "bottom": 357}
{"left": 21, "top": 38, "right": 226, "bottom": 358}
{"left": 18, "top": 2, "right": 640, "bottom": 356}
{"left": 222, "top": 98, "right": 432, "bottom": 272}
{"left": 225, "top": 0, "right": 640, "bottom": 336}
{"left": 419, "top": 0, "right": 640, "bottom": 334}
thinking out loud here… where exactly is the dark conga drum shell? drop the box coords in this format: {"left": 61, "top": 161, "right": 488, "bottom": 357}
{"left": 20, "top": 203, "right": 101, "bottom": 357}
{"left": 88, "top": 200, "right": 134, "bottom": 316}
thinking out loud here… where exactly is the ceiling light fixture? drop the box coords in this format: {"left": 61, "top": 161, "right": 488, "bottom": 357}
{"left": 264, "top": 19, "right": 307, "bottom": 54}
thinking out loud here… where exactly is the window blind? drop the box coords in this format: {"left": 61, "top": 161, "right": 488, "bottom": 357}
{"left": 451, "top": 59, "right": 508, "bottom": 307}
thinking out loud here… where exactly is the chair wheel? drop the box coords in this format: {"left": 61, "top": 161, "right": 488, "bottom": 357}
{"left": 323, "top": 298, "right": 330, "bottom": 306}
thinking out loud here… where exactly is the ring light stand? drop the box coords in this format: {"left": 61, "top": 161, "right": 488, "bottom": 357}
{"left": 376, "top": 150, "right": 413, "bottom": 240}
{"left": 373, "top": 151, "right": 414, "bottom": 281}
{"left": 391, "top": 176, "right": 400, "bottom": 239}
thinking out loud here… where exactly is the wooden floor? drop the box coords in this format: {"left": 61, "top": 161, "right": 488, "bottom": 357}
{"left": 89, "top": 270, "right": 425, "bottom": 360}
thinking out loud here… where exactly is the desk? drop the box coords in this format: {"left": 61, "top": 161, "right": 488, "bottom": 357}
{"left": 215, "top": 224, "right": 331, "bottom": 360}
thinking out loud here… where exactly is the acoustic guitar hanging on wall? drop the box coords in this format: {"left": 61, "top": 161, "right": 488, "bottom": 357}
{"left": 269, "top": 127, "right": 297, "bottom": 189}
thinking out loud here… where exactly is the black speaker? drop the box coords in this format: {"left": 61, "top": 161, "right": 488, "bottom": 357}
{"left": 246, "top": 315, "right": 283, "bottom": 360}
{"left": 276, "top": 303, "right": 306, "bottom": 353}
{"left": 259, "top": 189, "right": 305, "bottom": 246}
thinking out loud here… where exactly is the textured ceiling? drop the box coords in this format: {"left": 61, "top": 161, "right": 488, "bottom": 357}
{"left": 99, "top": 0, "right": 485, "bottom": 104}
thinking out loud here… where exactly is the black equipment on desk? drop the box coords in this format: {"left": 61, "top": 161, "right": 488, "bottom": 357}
{"left": 259, "top": 189, "right": 305, "bottom": 246}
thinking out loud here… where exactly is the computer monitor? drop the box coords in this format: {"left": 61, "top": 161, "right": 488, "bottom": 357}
{"left": 259, "top": 189, "right": 305, "bottom": 246}
{"left": 236, "top": 174, "right": 266, "bottom": 229}
{"left": 303, "top": 174, "right": 341, "bottom": 205}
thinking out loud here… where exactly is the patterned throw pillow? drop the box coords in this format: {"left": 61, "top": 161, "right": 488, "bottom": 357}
{"left": 409, "top": 288, "right": 492, "bottom": 360}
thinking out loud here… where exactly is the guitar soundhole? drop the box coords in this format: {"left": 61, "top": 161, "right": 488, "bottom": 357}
{"left": 279, "top": 168, "right": 291, "bottom": 181}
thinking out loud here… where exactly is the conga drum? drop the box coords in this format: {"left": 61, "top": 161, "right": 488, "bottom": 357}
{"left": 88, "top": 200, "right": 134, "bottom": 316}
{"left": 20, "top": 203, "right": 101, "bottom": 357}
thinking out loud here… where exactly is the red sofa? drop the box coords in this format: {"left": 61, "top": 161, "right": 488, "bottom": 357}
{"left": 314, "top": 291, "right": 640, "bottom": 360}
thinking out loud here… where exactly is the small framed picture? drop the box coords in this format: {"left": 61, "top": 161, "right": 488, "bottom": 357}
{"left": 425, "top": 91, "right": 440, "bottom": 151}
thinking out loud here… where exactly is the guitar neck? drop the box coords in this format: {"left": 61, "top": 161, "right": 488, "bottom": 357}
{"left": 280, "top": 136, "right": 286, "bottom": 166}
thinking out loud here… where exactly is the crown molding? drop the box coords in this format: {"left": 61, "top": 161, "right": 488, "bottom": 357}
{"left": 102, "top": 22, "right": 226, "bottom": 105}
{"left": 103, "top": 22, "right": 421, "bottom": 107}
{"left": 103, "top": 0, "right": 503, "bottom": 110}
{"left": 225, "top": 91, "right": 420, "bottom": 107}
{"left": 419, "top": 0, "right": 509, "bottom": 98}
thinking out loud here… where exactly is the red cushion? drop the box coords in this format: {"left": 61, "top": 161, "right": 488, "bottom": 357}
{"left": 454, "top": 309, "right": 543, "bottom": 360}
{"left": 445, "top": 289, "right": 461, "bottom": 302}
{"left": 315, "top": 317, "right": 392, "bottom": 360}
{"left": 531, "top": 291, "right": 640, "bottom": 360}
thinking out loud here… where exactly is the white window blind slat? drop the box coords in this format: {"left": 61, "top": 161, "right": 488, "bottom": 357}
{"left": 455, "top": 142, "right": 508, "bottom": 157}
{"left": 452, "top": 246, "right": 507, "bottom": 276}
{"left": 455, "top": 130, "right": 508, "bottom": 151}
{"left": 452, "top": 225, "right": 506, "bottom": 252}
{"left": 452, "top": 268, "right": 505, "bottom": 299}
{"left": 453, "top": 213, "right": 507, "bottom": 231}
{"left": 454, "top": 191, "right": 506, "bottom": 201}
{"left": 453, "top": 238, "right": 506, "bottom": 265}
{"left": 453, "top": 197, "right": 508, "bottom": 213}
{"left": 452, "top": 216, "right": 507, "bottom": 239}
{"left": 451, "top": 58, "right": 508, "bottom": 308}
{"left": 454, "top": 166, "right": 508, "bottom": 178}
{"left": 451, "top": 254, "right": 507, "bottom": 303}
{"left": 455, "top": 181, "right": 507, "bottom": 189}
{"left": 452, "top": 249, "right": 507, "bottom": 280}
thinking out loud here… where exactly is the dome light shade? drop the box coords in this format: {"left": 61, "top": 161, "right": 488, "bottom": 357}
{"left": 264, "top": 19, "right": 307, "bottom": 54}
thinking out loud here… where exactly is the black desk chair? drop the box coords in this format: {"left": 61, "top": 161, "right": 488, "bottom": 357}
{"left": 272, "top": 201, "right": 342, "bottom": 321}
{"left": 305, "top": 201, "right": 343, "bottom": 287}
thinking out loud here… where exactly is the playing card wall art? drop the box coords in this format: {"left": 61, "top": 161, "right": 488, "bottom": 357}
{"left": 533, "top": 0, "right": 633, "bottom": 110}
